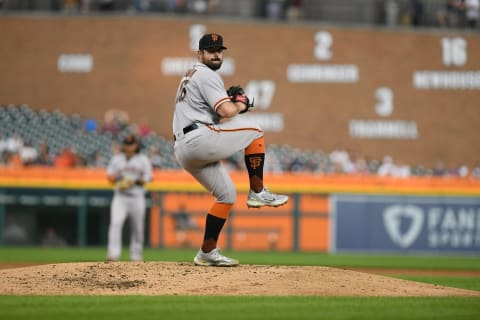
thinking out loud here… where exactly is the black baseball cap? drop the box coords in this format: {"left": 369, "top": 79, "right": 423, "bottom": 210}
{"left": 123, "top": 134, "right": 138, "bottom": 145}
{"left": 199, "top": 33, "right": 227, "bottom": 51}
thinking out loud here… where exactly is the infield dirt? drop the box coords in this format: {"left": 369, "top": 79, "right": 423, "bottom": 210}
{"left": 0, "top": 261, "right": 479, "bottom": 296}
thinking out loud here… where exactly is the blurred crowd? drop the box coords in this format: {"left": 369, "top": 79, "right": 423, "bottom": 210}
{"left": 1, "top": 105, "right": 479, "bottom": 179}
{"left": 385, "top": 0, "right": 479, "bottom": 29}
{"left": 0, "top": 104, "right": 177, "bottom": 170}
{"left": 1, "top": 0, "right": 478, "bottom": 29}
{"left": 232, "top": 146, "right": 479, "bottom": 178}
{"left": 436, "top": 0, "right": 479, "bottom": 28}
{"left": 0, "top": 0, "right": 307, "bottom": 18}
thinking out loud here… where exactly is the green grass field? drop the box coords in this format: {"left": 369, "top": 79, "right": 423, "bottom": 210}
{"left": 0, "top": 247, "right": 479, "bottom": 320}
{"left": 1, "top": 247, "right": 479, "bottom": 270}
{"left": 0, "top": 296, "right": 479, "bottom": 320}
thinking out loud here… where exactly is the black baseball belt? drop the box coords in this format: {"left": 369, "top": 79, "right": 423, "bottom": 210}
{"left": 173, "top": 123, "right": 199, "bottom": 141}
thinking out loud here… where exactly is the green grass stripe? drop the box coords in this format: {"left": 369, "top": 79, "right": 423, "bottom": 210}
{"left": 1, "top": 247, "right": 479, "bottom": 271}
{"left": 0, "top": 296, "right": 479, "bottom": 320}
{"left": 229, "top": 251, "right": 480, "bottom": 270}
{"left": 395, "top": 276, "right": 480, "bottom": 292}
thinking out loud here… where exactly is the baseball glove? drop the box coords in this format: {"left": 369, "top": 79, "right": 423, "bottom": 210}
{"left": 226, "top": 85, "right": 254, "bottom": 114}
{"left": 114, "top": 177, "right": 135, "bottom": 190}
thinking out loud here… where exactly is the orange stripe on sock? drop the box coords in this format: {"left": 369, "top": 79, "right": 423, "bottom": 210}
{"left": 245, "top": 136, "right": 265, "bottom": 155}
{"left": 209, "top": 202, "right": 233, "bottom": 219}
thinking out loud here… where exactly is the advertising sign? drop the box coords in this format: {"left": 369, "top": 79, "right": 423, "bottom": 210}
{"left": 331, "top": 195, "right": 480, "bottom": 253}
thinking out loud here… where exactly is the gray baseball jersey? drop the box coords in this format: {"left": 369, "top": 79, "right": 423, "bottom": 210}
{"left": 173, "top": 62, "right": 227, "bottom": 132}
{"left": 106, "top": 152, "right": 152, "bottom": 261}
{"left": 172, "top": 62, "right": 263, "bottom": 204}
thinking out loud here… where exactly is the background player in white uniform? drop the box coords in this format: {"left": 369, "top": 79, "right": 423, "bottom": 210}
{"left": 172, "top": 33, "right": 288, "bottom": 267}
{"left": 106, "top": 134, "right": 153, "bottom": 261}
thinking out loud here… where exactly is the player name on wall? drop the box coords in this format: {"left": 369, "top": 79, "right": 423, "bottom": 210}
{"left": 287, "top": 64, "right": 359, "bottom": 83}
{"left": 413, "top": 71, "right": 480, "bottom": 89}
{"left": 348, "top": 120, "right": 418, "bottom": 139}
{"left": 57, "top": 54, "right": 93, "bottom": 73}
{"left": 161, "top": 57, "right": 235, "bottom": 76}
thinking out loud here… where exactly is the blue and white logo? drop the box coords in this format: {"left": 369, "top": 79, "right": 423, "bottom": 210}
{"left": 332, "top": 195, "right": 480, "bottom": 253}
{"left": 383, "top": 205, "right": 424, "bottom": 248}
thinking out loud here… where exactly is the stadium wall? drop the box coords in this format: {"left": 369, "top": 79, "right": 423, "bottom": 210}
{"left": 1, "top": 167, "right": 479, "bottom": 252}
{"left": 1, "top": 16, "right": 480, "bottom": 168}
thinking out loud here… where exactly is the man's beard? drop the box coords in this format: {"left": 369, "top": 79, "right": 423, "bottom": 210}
{"left": 205, "top": 59, "right": 222, "bottom": 71}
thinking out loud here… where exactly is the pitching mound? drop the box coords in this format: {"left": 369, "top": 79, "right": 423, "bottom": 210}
{"left": 0, "top": 262, "right": 478, "bottom": 297}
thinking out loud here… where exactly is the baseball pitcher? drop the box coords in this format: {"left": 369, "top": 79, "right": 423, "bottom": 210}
{"left": 172, "top": 33, "right": 288, "bottom": 267}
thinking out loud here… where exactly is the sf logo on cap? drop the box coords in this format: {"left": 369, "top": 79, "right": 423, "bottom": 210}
{"left": 211, "top": 34, "right": 218, "bottom": 42}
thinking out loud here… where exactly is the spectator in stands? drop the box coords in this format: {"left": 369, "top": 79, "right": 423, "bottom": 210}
{"left": 103, "top": 109, "right": 129, "bottom": 135}
{"left": 0, "top": 134, "right": 6, "bottom": 165}
{"left": 35, "top": 142, "right": 54, "bottom": 166}
{"left": 408, "top": 0, "right": 424, "bottom": 26}
{"left": 285, "top": 0, "right": 303, "bottom": 21}
{"left": 385, "top": 0, "right": 400, "bottom": 27}
{"left": 351, "top": 153, "right": 370, "bottom": 175}
{"left": 0, "top": 134, "right": 6, "bottom": 151}
{"left": 137, "top": 117, "right": 152, "bottom": 137}
{"left": 437, "top": 0, "right": 463, "bottom": 27}
{"left": 432, "top": 160, "right": 446, "bottom": 176}
{"left": 288, "top": 148, "right": 309, "bottom": 172}
{"left": 394, "top": 160, "right": 411, "bottom": 177}
{"left": 89, "top": 150, "right": 109, "bottom": 167}
{"left": 471, "top": 162, "right": 480, "bottom": 178}
{"left": 62, "top": 0, "right": 79, "bottom": 14}
{"left": 5, "top": 132, "right": 23, "bottom": 155}
{"left": 19, "top": 140, "right": 39, "bottom": 165}
{"left": 377, "top": 156, "right": 411, "bottom": 177}
{"left": 207, "top": 0, "right": 220, "bottom": 14}
{"left": 98, "top": 0, "right": 114, "bottom": 11}
{"left": 6, "top": 152, "right": 23, "bottom": 168}
{"left": 457, "top": 164, "right": 469, "bottom": 177}
{"left": 110, "top": 140, "right": 122, "bottom": 157}
{"left": 83, "top": 118, "right": 98, "bottom": 133}
{"left": 377, "top": 155, "right": 396, "bottom": 176}
{"left": 54, "top": 147, "right": 79, "bottom": 168}
{"left": 183, "top": 0, "right": 204, "bottom": 14}
{"left": 131, "top": 0, "right": 151, "bottom": 12}
{"left": 148, "top": 145, "right": 164, "bottom": 168}
{"left": 410, "top": 164, "right": 427, "bottom": 176}
{"left": 397, "top": 0, "right": 411, "bottom": 25}
{"left": 464, "top": 0, "right": 479, "bottom": 28}
{"left": 80, "top": 0, "right": 91, "bottom": 13}
{"left": 165, "top": 0, "right": 187, "bottom": 13}
{"left": 265, "top": 0, "right": 286, "bottom": 20}
{"left": 264, "top": 149, "right": 283, "bottom": 173}
{"left": 329, "top": 150, "right": 353, "bottom": 174}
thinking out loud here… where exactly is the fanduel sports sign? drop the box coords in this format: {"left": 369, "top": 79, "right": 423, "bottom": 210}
{"left": 331, "top": 195, "right": 480, "bottom": 253}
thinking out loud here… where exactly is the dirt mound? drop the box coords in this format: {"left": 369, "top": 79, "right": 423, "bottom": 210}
{"left": 0, "top": 262, "right": 478, "bottom": 296}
